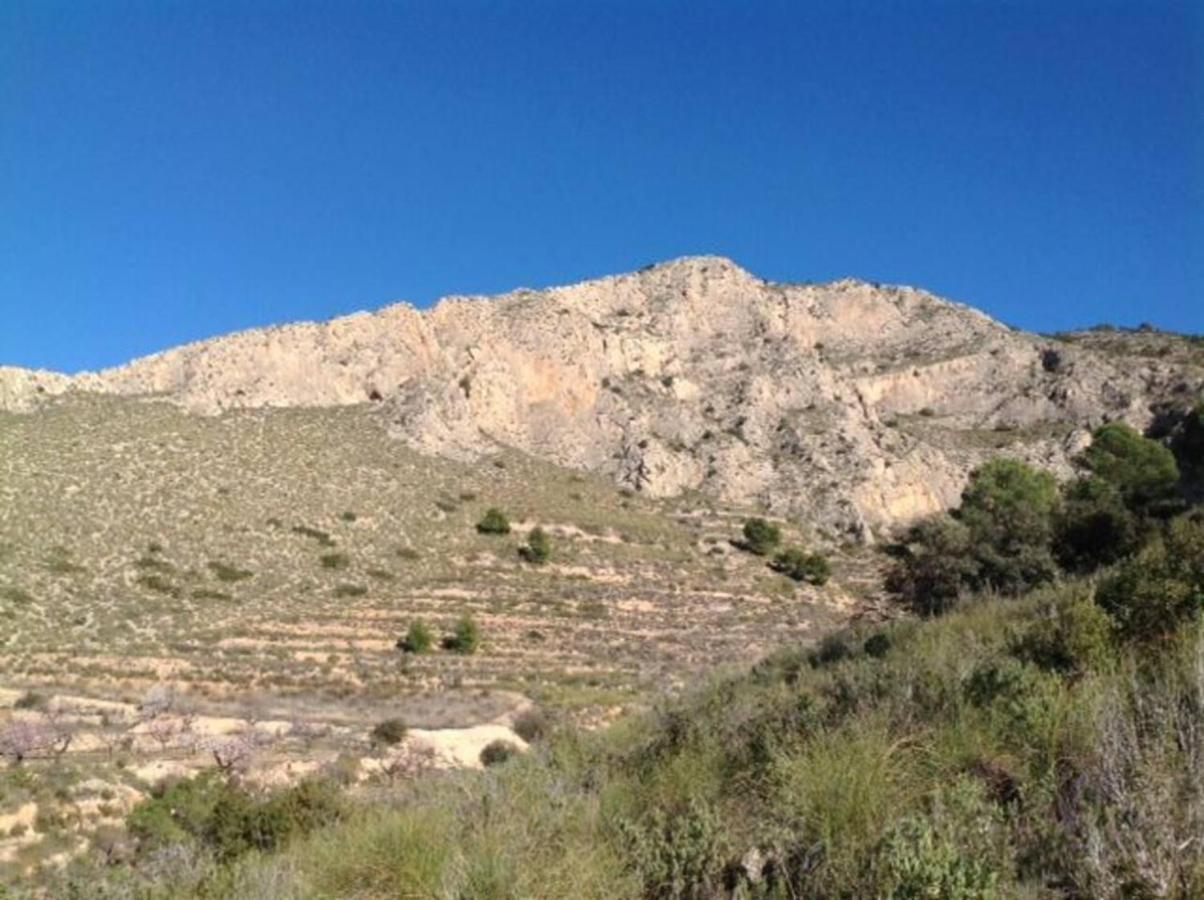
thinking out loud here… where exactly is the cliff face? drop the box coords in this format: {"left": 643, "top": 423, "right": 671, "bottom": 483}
{"left": 3, "top": 257, "right": 1198, "bottom": 539}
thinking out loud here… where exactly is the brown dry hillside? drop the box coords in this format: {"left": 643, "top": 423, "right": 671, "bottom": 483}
{"left": 0, "top": 394, "right": 868, "bottom": 718}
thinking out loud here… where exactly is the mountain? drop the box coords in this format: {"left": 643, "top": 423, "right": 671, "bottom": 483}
{"left": 3, "top": 256, "right": 1199, "bottom": 539}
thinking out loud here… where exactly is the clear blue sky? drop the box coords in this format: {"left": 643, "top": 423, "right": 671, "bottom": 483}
{"left": 2, "top": 1, "right": 1200, "bottom": 372}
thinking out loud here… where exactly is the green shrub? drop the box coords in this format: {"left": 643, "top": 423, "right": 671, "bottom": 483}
{"left": 1077, "top": 422, "right": 1179, "bottom": 512}
{"left": 1011, "top": 589, "right": 1113, "bottom": 674}
{"left": 863, "top": 633, "right": 892, "bottom": 658}
{"left": 319, "top": 552, "right": 350, "bottom": 570}
{"left": 770, "top": 547, "right": 831, "bottom": 584}
{"left": 1053, "top": 476, "right": 1138, "bottom": 572}
{"left": 519, "top": 526, "right": 552, "bottom": 564}
{"left": 333, "top": 583, "right": 367, "bottom": 598}
{"left": 398, "top": 620, "right": 433, "bottom": 654}
{"left": 880, "top": 815, "right": 998, "bottom": 899}
{"left": 810, "top": 634, "right": 852, "bottom": 667}
{"left": 619, "top": 798, "right": 727, "bottom": 900}
{"left": 479, "top": 739, "right": 520, "bottom": 767}
{"left": 207, "top": 560, "right": 254, "bottom": 583}
{"left": 887, "top": 516, "right": 977, "bottom": 615}
{"left": 476, "top": 508, "right": 511, "bottom": 535}
{"left": 890, "top": 459, "right": 1061, "bottom": 608}
{"left": 370, "top": 718, "right": 408, "bottom": 748}
{"left": 741, "top": 517, "right": 781, "bottom": 556}
{"left": 956, "top": 458, "right": 1059, "bottom": 595}
{"left": 1095, "top": 515, "right": 1204, "bottom": 642}
{"left": 443, "top": 615, "right": 481, "bottom": 654}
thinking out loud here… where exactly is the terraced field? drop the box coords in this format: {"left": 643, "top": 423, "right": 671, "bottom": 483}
{"left": 0, "top": 395, "right": 880, "bottom": 727}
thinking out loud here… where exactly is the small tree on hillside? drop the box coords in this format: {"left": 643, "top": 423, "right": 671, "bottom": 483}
{"left": 956, "top": 458, "right": 1060, "bottom": 595}
{"left": 1077, "top": 422, "right": 1179, "bottom": 513}
{"left": 770, "top": 547, "right": 831, "bottom": 585}
{"left": 886, "top": 515, "right": 978, "bottom": 616}
{"left": 519, "top": 526, "right": 551, "bottom": 564}
{"left": 741, "top": 518, "right": 782, "bottom": 556}
{"left": 443, "top": 615, "right": 481, "bottom": 654}
{"left": 397, "top": 620, "right": 434, "bottom": 654}
{"left": 1095, "top": 515, "right": 1204, "bottom": 642}
{"left": 1053, "top": 476, "right": 1138, "bottom": 573}
{"left": 476, "top": 508, "right": 511, "bottom": 535}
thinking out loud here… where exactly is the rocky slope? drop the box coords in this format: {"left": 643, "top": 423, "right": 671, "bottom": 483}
{"left": 4, "top": 257, "right": 1199, "bottom": 539}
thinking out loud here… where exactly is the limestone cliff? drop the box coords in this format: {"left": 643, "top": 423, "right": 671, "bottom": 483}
{"left": 4, "top": 257, "right": 1198, "bottom": 539}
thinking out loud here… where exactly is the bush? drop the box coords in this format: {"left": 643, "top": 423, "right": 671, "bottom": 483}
{"left": 1053, "top": 476, "right": 1137, "bottom": 573}
{"left": 370, "top": 719, "right": 408, "bottom": 748}
{"left": 519, "top": 526, "right": 551, "bottom": 564}
{"left": 863, "top": 633, "right": 892, "bottom": 658}
{"left": 741, "top": 518, "right": 781, "bottom": 556}
{"left": 479, "top": 739, "right": 520, "bottom": 767}
{"left": 956, "top": 458, "right": 1059, "bottom": 595}
{"left": 1095, "top": 515, "right": 1204, "bottom": 642}
{"left": 1012, "top": 591, "right": 1113, "bottom": 675}
{"left": 880, "top": 814, "right": 998, "bottom": 899}
{"left": 770, "top": 547, "right": 831, "bottom": 585}
{"left": 397, "top": 620, "right": 433, "bottom": 654}
{"left": 512, "top": 708, "right": 550, "bottom": 743}
{"left": 443, "top": 616, "right": 481, "bottom": 654}
{"left": 619, "top": 798, "right": 727, "bottom": 900}
{"left": 476, "top": 508, "right": 511, "bottom": 535}
{"left": 887, "top": 516, "right": 977, "bottom": 615}
{"left": 810, "top": 634, "right": 852, "bottom": 667}
{"left": 320, "top": 552, "right": 350, "bottom": 570}
{"left": 1077, "top": 422, "right": 1179, "bottom": 512}
{"left": 207, "top": 560, "right": 254, "bottom": 583}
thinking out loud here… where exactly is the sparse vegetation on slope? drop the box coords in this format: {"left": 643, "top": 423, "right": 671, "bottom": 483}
{"left": 21, "top": 432, "right": 1203, "bottom": 899}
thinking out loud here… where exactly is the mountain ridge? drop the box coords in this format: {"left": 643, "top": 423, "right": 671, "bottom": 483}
{"left": 3, "top": 256, "right": 1199, "bottom": 540}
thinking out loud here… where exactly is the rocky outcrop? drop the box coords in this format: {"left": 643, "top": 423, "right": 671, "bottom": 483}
{"left": 3, "top": 257, "right": 1198, "bottom": 539}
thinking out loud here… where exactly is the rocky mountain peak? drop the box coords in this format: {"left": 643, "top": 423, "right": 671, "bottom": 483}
{"left": 2, "top": 259, "right": 1199, "bottom": 540}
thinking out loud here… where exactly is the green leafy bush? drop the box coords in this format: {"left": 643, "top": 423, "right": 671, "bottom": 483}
{"left": 476, "top": 508, "right": 511, "bottom": 535}
{"left": 890, "top": 458, "right": 1061, "bottom": 610}
{"left": 1077, "top": 422, "right": 1179, "bottom": 512}
{"left": 1011, "top": 590, "right": 1113, "bottom": 675}
{"left": 207, "top": 561, "right": 254, "bottom": 583}
{"left": 397, "top": 620, "right": 433, "bottom": 654}
{"left": 319, "top": 552, "right": 350, "bottom": 570}
{"left": 863, "top": 633, "right": 892, "bottom": 658}
{"left": 770, "top": 547, "right": 831, "bottom": 584}
{"left": 887, "top": 516, "right": 977, "bottom": 615}
{"left": 619, "top": 798, "right": 727, "bottom": 900}
{"left": 1053, "top": 476, "right": 1137, "bottom": 573}
{"left": 956, "top": 458, "right": 1059, "bottom": 594}
{"left": 519, "top": 526, "right": 551, "bottom": 564}
{"left": 741, "top": 518, "right": 781, "bottom": 556}
{"left": 1095, "top": 515, "right": 1204, "bottom": 642}
{"left": 443, "top": 615, "right": 481, "bottom": 654}
{"left": 881, "top": 813, "right": 998, "bottom": 899}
